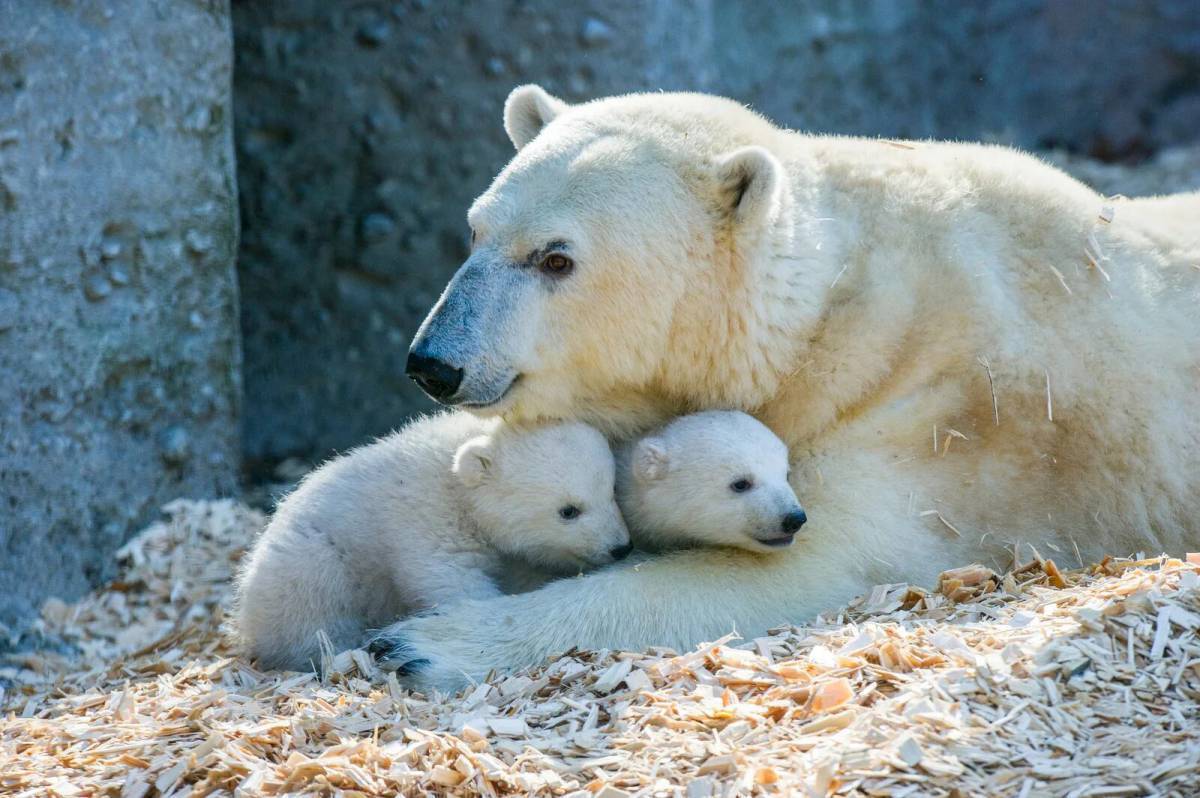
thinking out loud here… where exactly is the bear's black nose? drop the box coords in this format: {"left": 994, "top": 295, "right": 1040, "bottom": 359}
{"left": 610, "top": 543, "right": 633, "bottom": 560}
{"left": 406, "top": 350, "right": 463, "bottom": 402}
{"left": 781, "top": 509, "right": 807, "bottom": 534}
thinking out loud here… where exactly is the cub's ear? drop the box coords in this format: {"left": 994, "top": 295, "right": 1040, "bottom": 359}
{"left": 453, "top": 436, "right": 495, "bottom": 488}
{"left": 713, "top": 145, "right": 784, "bottom": 225}
{"left": 504, "top": 84, "right": 569, "bottom": 150}
{"left": 632, "top": 437, "right": 670, "bottom": 482}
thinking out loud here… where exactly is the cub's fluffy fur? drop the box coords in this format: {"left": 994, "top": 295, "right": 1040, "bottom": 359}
{"left": 235, "top": 412, "right": 628, "bottom": 671}
{"left": 617, "top": 411, "right": 806, "bottom": 553}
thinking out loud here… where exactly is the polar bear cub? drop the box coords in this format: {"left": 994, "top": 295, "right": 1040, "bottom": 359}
{"left": 617, "top": 411, "right": 807, "bottom": 553}
{"left": 235, "top": 412, "right": 631, "bottom": 671}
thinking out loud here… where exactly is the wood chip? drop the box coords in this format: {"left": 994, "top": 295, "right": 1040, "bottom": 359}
{"left": 896, "top": 735, "right": 923, "bottom": 766}
{"left": 594, "top": 787, "right": 631, "bottom": 798}
{"left": 3, "top": 499, "right": 1197, "bottom": 798}
{"left": 487, "top": 716, "right": 528, "bottom": 737}
{"left": 812, "top": 677, "right": 854, "bottom": 713}
{"left": 1044, "top": 558, "right": 1067, "bottom": 588}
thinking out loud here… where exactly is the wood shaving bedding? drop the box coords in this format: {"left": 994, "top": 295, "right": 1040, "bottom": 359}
{"left": 3, "top": 500, "right": 1198, "bottom": 797}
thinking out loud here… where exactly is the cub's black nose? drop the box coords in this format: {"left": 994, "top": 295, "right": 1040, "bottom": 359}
{"left": 781, "top": 509, "right": 807, "bottom": 534}
{"left": 405, "top": 350, "right": 463, "bottom": 402}
{"left": 610, "top": 543, "right": 633, "bottom": 560}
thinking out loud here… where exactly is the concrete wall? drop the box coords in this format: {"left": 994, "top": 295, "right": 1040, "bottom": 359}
{"left": 232, "top": 0, "right": 1200, "bottom": 468}
{"left": 0, "top": 1, "right": 241, "bottom": 636}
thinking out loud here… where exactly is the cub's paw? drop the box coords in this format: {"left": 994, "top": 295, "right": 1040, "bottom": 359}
{"left": 366, "top": 617, "right": 478, "bottom": 693}
{"left": 366, "top": 632, "right": 430, "bottom": 676}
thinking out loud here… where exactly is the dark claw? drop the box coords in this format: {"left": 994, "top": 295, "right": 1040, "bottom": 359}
{"left": 365, "top": 633, "right": 397, "bottom": 659}
{"left": 366, "top": 633, "right": 430, "bottom": 675}
{"left": 397, "top": 658, "right": 431, "bottom": 676}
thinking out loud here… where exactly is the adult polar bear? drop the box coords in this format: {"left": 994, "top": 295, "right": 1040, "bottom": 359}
{"left": 376, "top": 86, "right": 1200, "bottom": 689}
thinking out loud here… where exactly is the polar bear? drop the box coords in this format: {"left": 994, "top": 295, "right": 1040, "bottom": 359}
{"left": 235, "top": 412, "right": 631, "bottom": 671}
{"left": 376, "top": 86, "right": 1200, "bottom": 689}
{"left": 617, "top": 411, "right": 807, "bottom": 553}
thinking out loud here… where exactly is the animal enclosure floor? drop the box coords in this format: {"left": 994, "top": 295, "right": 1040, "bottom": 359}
{"left": 2, "top": 500, "right": 1198, "bottom": 797}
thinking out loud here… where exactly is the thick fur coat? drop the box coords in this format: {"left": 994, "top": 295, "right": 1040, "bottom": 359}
{"left": 375, "top": 86, "right": 1200, "bottom": 689}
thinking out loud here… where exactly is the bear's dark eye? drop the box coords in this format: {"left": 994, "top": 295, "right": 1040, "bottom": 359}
{"left": 540, "top": 253, "right": 574, "bottom": 276}
{"left": 469, "top": 228, "right": 477, "bottom": 248}
{"left": 730, "top": 478, "right": 754, "bottom": 494}
{"left": 559, "top": 504, "right": 582, "bottom": 520}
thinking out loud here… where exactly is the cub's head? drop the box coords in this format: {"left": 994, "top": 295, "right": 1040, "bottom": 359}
{"left": 616, "top": 411, "right": 806, "bottom": 553}
{"left": 452, "top": 421, "right": 631, "bottom": 573}
{"left": 407, "top": 85, "right": 826, "bottom": 429}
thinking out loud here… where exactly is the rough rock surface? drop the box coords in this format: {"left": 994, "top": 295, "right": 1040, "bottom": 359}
{"left": 1047, "top": 145, "right": 1200, "bottom": 198}
{"left": 0, "top": 1, "right": 241, "bottom": 636}
{"left": 233, "top": 0, "right": 1200, "bottom": 468}
{"left": 231, "top": 0, "right": 712, "bottom": 468}
{"left": 716, "top": 1, "right": 1200, "bottom": 159}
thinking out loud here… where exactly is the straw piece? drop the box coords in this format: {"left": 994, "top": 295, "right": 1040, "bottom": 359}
{"left": 978, "top": 356, "right": 1000, "bottom": 426}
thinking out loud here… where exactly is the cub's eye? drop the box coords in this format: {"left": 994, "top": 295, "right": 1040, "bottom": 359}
{"left": 730, "top": 478, "right": 754, "bottom": 494}
{"left": 540, "top": 253, "right": 574, "bottom": 276}
{"left": 558, "top": 504, "right": 582, "bottom": 520}
{"left": 469, "top": 228, "right": 477, "bottom": 248}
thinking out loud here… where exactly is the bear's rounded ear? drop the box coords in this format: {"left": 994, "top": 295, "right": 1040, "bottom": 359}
{"left": 713, "top": 145, "right": 784, "bottom": 226}
{"left": 453, "top": 436, "right": 495, "bottom": 488}
{"left": 504, "top": 84, "right": 569, "bottom": 150}
{"left": 632, "top": 437, "right": 670, "bottom": 482}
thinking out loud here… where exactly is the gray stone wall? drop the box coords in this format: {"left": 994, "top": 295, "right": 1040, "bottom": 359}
{"left": 233, "top": 0, "right": 1200, "bottom": 468}
{"left": 0, "top": 1, "right": 241, "bottom": 635}
{"left": 232, "top": 0, "right": 713, "bottom": 468}
{"left": 715, "top": 1, "right": 1200, "bottom": 160}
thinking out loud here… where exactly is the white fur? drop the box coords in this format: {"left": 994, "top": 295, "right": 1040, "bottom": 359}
{"left": 379, "top": 87, "right": 1200, "bottom": 691}
{"left": 504, "top": 84, "right": 569, "bottom": 150}
{"left": 235, "top": 412, "right": 629, "bottom": 671}
{"left": 617, "top": 411, "right": 805, "bottom": 553}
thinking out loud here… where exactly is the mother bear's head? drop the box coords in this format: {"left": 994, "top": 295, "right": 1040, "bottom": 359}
{"left": 407, "top": 86, "right": 832, "bottom": 434}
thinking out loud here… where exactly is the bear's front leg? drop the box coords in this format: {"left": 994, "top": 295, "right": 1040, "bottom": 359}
{"left": 368, "top": 544, "right": 868, "bottom": 692}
